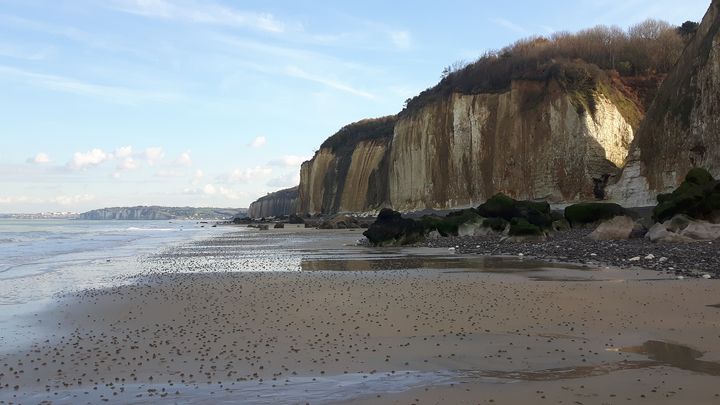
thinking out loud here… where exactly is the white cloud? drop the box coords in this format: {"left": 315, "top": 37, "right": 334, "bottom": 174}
{"left": 224, "top": 166, "right": 273, "bottom": 183}
{"left": 155, "top": 169, "right": 185, "bottom": 177}
{"left": 176, "top": 150, "right": 192, "bottom": 166}
{"left": 115, "top": 145, "right": 133, "bottom": 158}
{"left": 144, "top": 147, "right": 165, "bottom": 165}
{"left": 192, "top": 169, "right": 204, "bottom": 185}
{"left": 268, "top": 155, "right": 311, "bottom": 167}
{"left": 113, "top": 0, "right": 285, "bottom": 33}
{"left": 50, "top": 194, "right": 95, "bottom": 205}
{"left": 69, "top": 148, "right": 110, "bottom": 170}
{"left": 28, "top": 152, "right": 51, "bottom": 164}
{"left": 117, "top": 157, "right": 139, "bottom": 171}
{"left": 0, "top": 195, "right": 32, "bottom": 204}
{"left": 285, "top": 65, "right": 376, "bottom": 99}
{"left": 0, "top": 194, "right": 94, "bottom": 206}
{"left": 217, "top": 186, "right": 247, "bottom": 200}
{"left": 203, "top": 183, "right": 217, "bottom": 195}
{"left": 267, "top": 172, "right": 300, "bottom": 188}
{"left": 389, "top": 31, "right": 412, "bottom": 49}
{"left": 248, "top": 136, "right": 267, "bottom": 148}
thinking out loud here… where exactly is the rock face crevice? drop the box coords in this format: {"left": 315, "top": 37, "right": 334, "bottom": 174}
{"left": 610, "top": 0, "right": 720, "bottom": 206}
{"left": 248, "top": 187, "right": 298, "bottom": 218}
{"left": 295, "top": 74, "right": 638, "bottom": 215}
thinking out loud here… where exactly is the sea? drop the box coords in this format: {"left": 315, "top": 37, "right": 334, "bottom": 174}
{"left": 0, "top": 218, "right": 231, "bottom": 349}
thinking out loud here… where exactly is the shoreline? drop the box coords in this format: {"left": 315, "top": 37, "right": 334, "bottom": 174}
{"left": 1, "top": 229, "right": 719, "bottom": 404}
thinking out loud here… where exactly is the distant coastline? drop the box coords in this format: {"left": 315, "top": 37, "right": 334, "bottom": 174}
{"left": 1, "top": 206, "right": 248, "bottom": 220}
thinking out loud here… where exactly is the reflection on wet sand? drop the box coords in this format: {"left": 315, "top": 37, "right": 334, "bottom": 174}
{"left": 620, "top": 340, "right": 720, "bottom": 376}
{"left": 462, "top": 340, "right": 720, "bottom": 383}
{"left": 300, "top": 255, "right": 585, "bottom": 273}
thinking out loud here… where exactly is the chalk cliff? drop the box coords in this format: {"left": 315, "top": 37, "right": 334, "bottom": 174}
{"left": 610, "top": 0, "right": 720, "bottom": 206}
{"left": 295, "top": 68, "right": 640, "bottom": 215}
{"left": 248, "top": 187, "right": 299, "bottom": 218}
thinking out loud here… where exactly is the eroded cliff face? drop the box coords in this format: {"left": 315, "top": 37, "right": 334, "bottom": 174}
{"left": 388, "top": 80, "right": 635, "bottom": 211}
{"left": 609, "top": 0, "right": 720, "bottom": 206}
{"left": 248, "top": 187, "right": 298, "bottom": 218}
{"left": 296, "top": 76, "right": 638, "bottom": 215}
{"left": 298, "top": 139, "right": 389, "bottom": 214}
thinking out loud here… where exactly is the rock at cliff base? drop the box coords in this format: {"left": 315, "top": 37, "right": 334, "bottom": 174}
{"left": 288, "top": 214, "right": 305, "bottom": 224}
{"left": 483, "top": 217, "right": 510, "bottom": 232}
{"left": 477, "top": 193, "right": 553, "bottom": 231}
{"left": 477, "top": 194, "right": 519, "bottom": 220}
{"left": 590, "top": 215, "right": 635, "bottom": 240}
{"left": 647, "top": 214, "right": 720, "bottom": 242}
{"left": 274, "top": 223, "right": 285, "bottom": 229}
{"left": 564, "top": 202, "right": 627, "bottom": 227}
{"left": 653, "top": 168, "right": 720, "bottom": 223}
{"left": 508, "top": 218, "right": 544, "bottom": 238}
{"left": 363, "top": 209, "right": 426, "bottom": 246}
{"left": 319, "top": 215, "right": 361, "bottom": 229}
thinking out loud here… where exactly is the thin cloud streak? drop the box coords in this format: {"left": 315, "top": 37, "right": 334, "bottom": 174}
{"left": 491, "top": 17, "right": 531, "bottom": 35}
{"left": 112, "top": 0, "right": 285, "bottom": 33}
{"left": 285, "top": 66, "right": 375, "bottom": 99}
{"left": 0, "top": 65, "right": 183, "bottom": 104}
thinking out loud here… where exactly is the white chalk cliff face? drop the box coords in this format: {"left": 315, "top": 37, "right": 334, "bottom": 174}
{"left": 610, "top": 0, "right": 720, "bottom": 206}
{"left": 294, "top": 76, "right": 638, "bottom": 215}
{"left": 388, "top": 82, "right": 634, "bottom": 211}
{"left": 248, "top": 187, "right": 298, "bottom": 218}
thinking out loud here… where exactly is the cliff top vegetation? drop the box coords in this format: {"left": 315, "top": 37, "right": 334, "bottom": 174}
{"left": 402, "top": 19, "right": 692, "bottom": 115}
{"left": 319, "top": 116, "right": 397, "bottom": 154}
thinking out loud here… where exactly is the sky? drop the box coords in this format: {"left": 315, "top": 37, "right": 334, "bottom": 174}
{"left": 0, "top": 0, "right": 711, "bottom": 213}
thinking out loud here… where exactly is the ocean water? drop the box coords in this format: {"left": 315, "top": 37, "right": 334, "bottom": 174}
{"left": 0, "top": 219, "right": 231, "bottom": 347}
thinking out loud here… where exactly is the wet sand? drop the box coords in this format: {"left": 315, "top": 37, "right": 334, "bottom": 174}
{"left": 1, "top": 228, "right": 720, "bottom": 404}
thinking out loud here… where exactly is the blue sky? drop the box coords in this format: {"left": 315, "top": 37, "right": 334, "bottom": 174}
{"left": 0, "top": 0, "right": 710, "bottom": 212}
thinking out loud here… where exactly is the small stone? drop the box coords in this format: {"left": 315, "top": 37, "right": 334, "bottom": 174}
{"left": 518, "top": 253, "right": 524, "bottom": 257}
{"left": 702, "top": 274, "right": 712, "bottom": 279}
{"left": 658, "top": 257, "right": 668, "bottom": 262}
{"left": 628, "top": 256, "right": 641, "bottom": 262}
{"left": 644, "top": 254, "right": 655, "bottom": 260}
{"left": 590, "top": 253, "right": 597, "bottom": 257}
{"left": 677, "top": 275, "right": 685, "bottom": 280}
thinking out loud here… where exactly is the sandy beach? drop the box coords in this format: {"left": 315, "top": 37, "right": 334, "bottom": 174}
{"left": 1, "top": 227, "right": 720, "bottom": 404}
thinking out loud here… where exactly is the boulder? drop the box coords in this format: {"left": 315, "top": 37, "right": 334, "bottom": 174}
{"left": 564, "top": 202, "right": 628, "bottom": 227}
{"left": 508, "top": 218, "right": 544, "bottom": 238}
{"left": 420, "top": 209, "right": 483, "bottom": 237}
{"left": 274, "top": 223, "right": 285, "bottom": 229}
{"left": 288, "top": 214, "right": 305, "bottom": 224}
{"left": 483, "top": 217, "right": 509, "bottom": 233}
{"left": 646, "top": 214, "right": 720, "bottom": 242}
{"left": 590, "top": 215, "right": 635, "bottom": 240}
{"left": 646, "top": 222, "right": 693, "bottom": 243}
{"left": 680, "top": 221, "right": 720, "bottom": 240}
{"left": 319, "top": 215, "right": 361, "bottom": 229}
{"left": 363, "top": 209, "right": 426, "bottom": 246}
{"left": 552, "top": 218, "right": 571, "bottom": 232}
{"left": 653, "top": 168, "right": 720, "bottom": 222}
